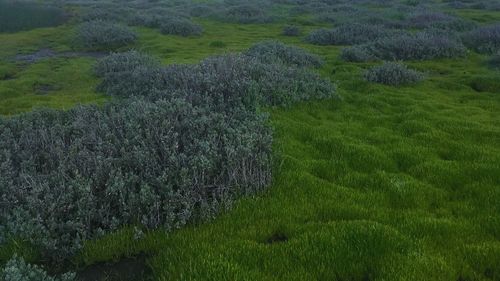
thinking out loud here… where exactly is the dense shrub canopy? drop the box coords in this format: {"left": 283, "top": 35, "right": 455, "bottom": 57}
{"left": 159, "top": 18, "right": 203, "bottom": 36}
{"left": 306, "top": 24, "right": 390, "bottom": 45}
{"left": 364, "top": 62, "right": 424, "bottom": 86}
{"left": 405, "top": 11, "right": 475, "bottom": 31}
{"left": 95, "top": 50, "right": 336, "bottom": 106}
{"left": 1, "top": 255, "right": 75, "bottom": 281}
{"left": 342, "top": 31, "right": 466, "bottom": 61}
{"left": 221, "top": 4, "right": 274, "bottom": 23}
{"left": 245, "top": 41, "right": 323, "bottom": 68}
{"left": 75, "top": 20, "right": 137, "bottom": 51}
{"left": 0, "top": 48, "right": 337, "bottom": 262}
{"left": 463, "top": 24, "right": 500, "bottom": 54}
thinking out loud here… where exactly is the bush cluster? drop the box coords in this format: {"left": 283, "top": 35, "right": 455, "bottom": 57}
{"left": 0, "top": 1, "right": 66, "bottom": 33}
{"left": 222, "top": 4, "right": 274, "bottom": 23}
{"left": 463, "top": 24, "right": 500, "bottom": 54}
{"left": 282, "top": 25, "right": 300, "bottom": 36}
{"left": 74, "top": 20, "right": 137, "bottom": 51}
{"left": 305, "top": 24, "right": 390, "bottom": 45}
{"left": 244, "top": 41, "right": 323, "bottom": 68}
{"left": 340, "top": 45, "right": 376, "bottom": 62}
{"left": 342, "top": 31, "right": 466, "bottom": 62}
{"left": 364, "top": 62, "right": 424, "bottom": 86}
{"left": 405, "top": 11, "right": 475, "bottom": 31}
{"left": 159, "top": 18, "right": 203, "bottom": 36}
{"left": 95, "top": 50, "right": 335, "bottom": 106}
{"left": 128, "top": 11, "right": 202, "bottom": 37}
{"left": 1, "top": 47, "right": 337, "bottom": 262}
{"left": 1, "top": 255, "right": 75, "bottom": 281}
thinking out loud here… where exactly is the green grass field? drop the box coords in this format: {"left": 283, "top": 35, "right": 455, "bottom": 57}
{"left": 1, "top": 6, "right": 500, "bottom": 281}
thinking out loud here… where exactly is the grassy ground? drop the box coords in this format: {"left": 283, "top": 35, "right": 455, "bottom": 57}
{"left": 1, "top": 12, "right": 500, "bottom": 281}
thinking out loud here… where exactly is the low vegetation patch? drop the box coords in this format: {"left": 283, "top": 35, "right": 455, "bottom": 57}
{"left": 342, "top": 31, "right": 466, "bottom": 62}
{"left": 305, "top": 24, "right": 390, "bottom": 46}
{"left": 75, "top": 20, "right": 137, "bottom": 51}
{"left": 0, "top": 48, "right": 337, "bottom": 264}
{"left": 469, "top": 75, "right": 500, "bottom": 92}
{"left": 221, "top": 4, "right": 274, "bottom": 24}
{"left": 245, "top": 41, "right": 323, "bottom": 68}
{"left": 0, "top": 1, "right": 66, "bottom": 33}
{"left": 463, "top": 24, "right": 500, "bottom": 54}
{"left": 364, "top": 62, "right": 424, "bottom": 86}
{"left": 405, "top": 11, "right": 476, "bottom": 31}
{"left": 159, "top": 18, "right": 203, "bottom": 37}
{"left": 282, "top": 25, "right": 300, "bottom": 36}
{"left": 1, "top": 255, "right": 75, "bottom": 281}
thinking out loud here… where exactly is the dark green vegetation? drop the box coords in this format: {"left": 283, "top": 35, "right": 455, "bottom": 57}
{"left": 1, "top": 0, "right": 500, "bottom": 280}
{"left": 0, "top": 1, "right": 66, "bottom": 33}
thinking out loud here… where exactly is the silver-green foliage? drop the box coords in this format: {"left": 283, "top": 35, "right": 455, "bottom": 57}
{"left": 95, "top": 50, "right": 336, "bottom": 107}
{"left": 342, "top": 31, "right": 466, "bottom": 62}
{"left": 75, "top": 20, "right": 137, "bottom": 51}
{"left": 0, "top": 98, "right": 272, "bottom": 260}
{"left": 305, "top": 24, "right": 391, "bottom": 45}
{"left": 159, "top": 18, "right": 203, "bottom": 36}
{"left": 1, "top": 255, "right": 75, "bottom": 281}
{"left": 364, "top": 62, "right": 424, "bottom": 86}
{"left": 1, "top": 47, "right": 337, "bottom": 262}
{"left": 463, "top": 24, "right": 500, "bottom": 54}
{"left": 245, "top": 41, "right": 323, "bottom": 68}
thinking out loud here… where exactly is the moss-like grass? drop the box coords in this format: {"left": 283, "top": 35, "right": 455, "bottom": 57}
{"left": 1, "top": 9, "right": 500, "bottom": 281}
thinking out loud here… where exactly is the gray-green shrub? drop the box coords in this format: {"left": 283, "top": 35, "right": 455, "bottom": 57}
{"left": 305, "top": 24, "right": 390, "bottom": 45}
{"left": 463, "top": 24, "right": 500, "bottom": 54}
{"left": 342, "top": 31, "right": 466, "bottom": 61}
{"left": 159, "top": 18, "right": 203, "bottom": 36}
{"left": 222, "top": 4, "right": 274, "bottom": 23}
{"left": 245, "top": 41, "right": 323, "bottom": 68}
{"left": 364, "top": 62, "right": 424, "bottom": 86}
{"left": 1, "top": 49, "right": 337, "bottom": 262}
{"left": 75, "top": 20, "right": 137, "bottom": 51}
{"left": 1, "top": 255, "right": 75, "bottom": 281}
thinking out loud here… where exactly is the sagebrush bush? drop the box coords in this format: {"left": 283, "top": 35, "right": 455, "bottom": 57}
{"left": 305, "top": 24, "right": 390, "bottom": 45}
{"left": 405, "top": 11, "right": 475, "bottom": 31}
{"left": 282, "top": 25, "right": 300, "bottom": 36}
{"left": 1, "top": 48, "right": 337, "bottom": 262}
{"left": 80, "top": 6, "right": 127, "bottom": 22}
{"left": 222, "top": 4, "right": 273, "bottom": 23}
{"left": 96, "top": 51, "right": 336, "bottom": 106}
{"left": 75, "top": 20, "right": 137, "bottom": 51}
{"left": 340, "top": 45, "right": 376, "bottom": 62}
{"left": 0, "top": 98, "right": 273, "bottom": 260}
{"left": 364, "top": 62, "right": 424, "bottom": 86}
{"left": 1, "top": 255, "right": 75, "bottom": 281}
{"left": 463, "top": 24, "right": 500, "bottom": 54}
{"left": 342, "top": 31, "right": 466, "bottom": 61}
{"left": 159, "top": 18, "right": 203, "bottom": 37}
{"left": 245, "top": 41, "right": 323, "bottom": 68}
